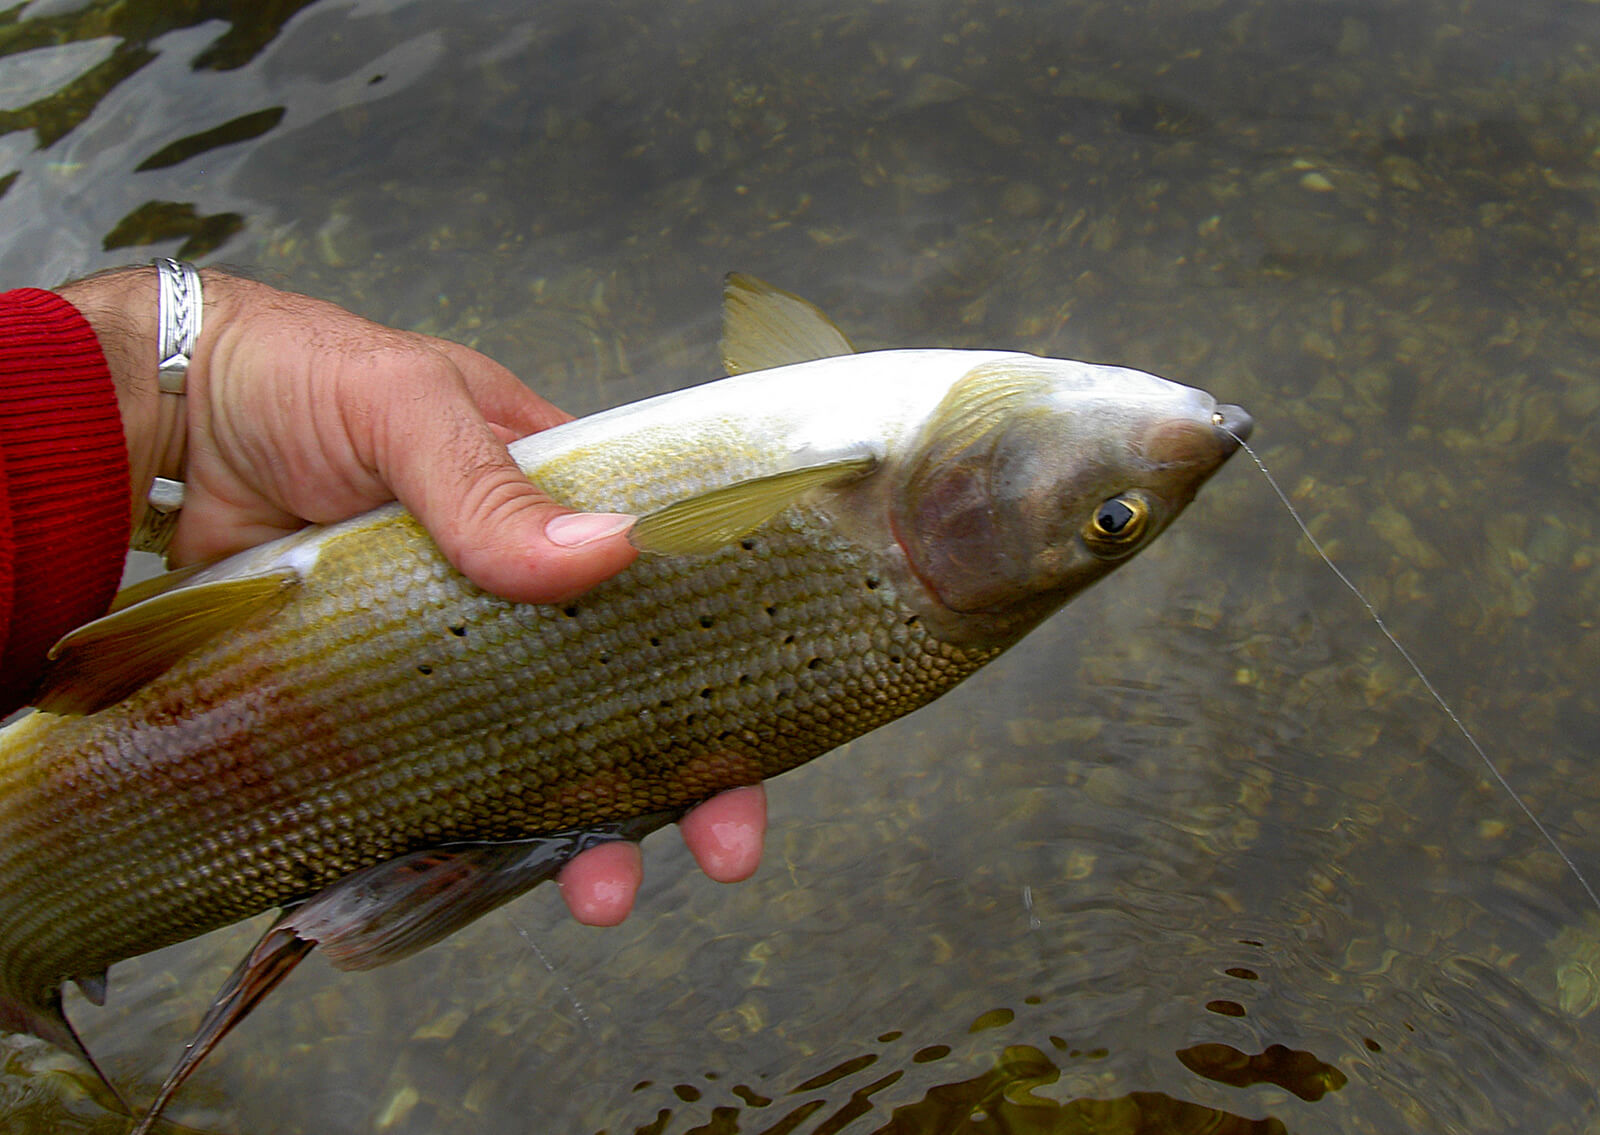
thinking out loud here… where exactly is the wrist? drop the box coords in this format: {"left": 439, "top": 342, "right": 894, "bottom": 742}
{"left": 58, "top": 264, "right": 216, "bottom": 543}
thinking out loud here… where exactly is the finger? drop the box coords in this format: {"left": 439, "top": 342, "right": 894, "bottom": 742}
{"left": 678, "top": 785, "right": 767, "bottom": 883}
{"left": 430, "top": 466, "right": 639, "bottom": 604}
{"left": 557, "top": 840, "right": 643, "bottom": 926}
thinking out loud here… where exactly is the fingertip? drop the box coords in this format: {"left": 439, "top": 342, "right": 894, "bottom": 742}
{"left": 558, "top": 841, "right": 643, "bottom": 926}
{"left": 446, "top": 493, "right": 639, "bottom": 604}
{"left": 680, "top": 785, "right": 767, "bottom": 883}
{"left": 544, "top": 511, "right": 636, "bottom": 549}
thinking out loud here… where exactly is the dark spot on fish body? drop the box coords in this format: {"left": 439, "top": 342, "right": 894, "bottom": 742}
{"left": 282, "top": 859, "right": 321, "bottom": 892}
{"left": 1225, "top": 967, "right": 1259, "bottom": 981}
{"left": 449, "top": 624, "right": 467, "bottom": 637}
{"left": 416, "top": 664, "right": 433, "bottom": 676}
{"left": 1206, "top": 999, "right": 1247, "bottom": 1017}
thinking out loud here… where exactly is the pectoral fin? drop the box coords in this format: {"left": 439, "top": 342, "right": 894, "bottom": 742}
{"left": 631, "top": 456, "right": 876, "bottom": 555}
{"left": 104, "top": 559, "right": 212, "bottom": 612}
{"left": 34, "top": 568, "right": 299, "bottom": 716}
{"left": 721, "top": 272, "right": 856, "bottom": 375}
{"left": 133, "top": 815, "right": 676, "bottom": 1133}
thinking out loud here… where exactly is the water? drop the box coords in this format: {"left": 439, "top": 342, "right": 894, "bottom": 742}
{"left": 1, "top": 0, "right": 1598, "bottom": 1131}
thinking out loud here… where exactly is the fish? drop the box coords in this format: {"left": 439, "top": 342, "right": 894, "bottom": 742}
{"left": 0, "top": 274, "right": 1250, "bottom": 1130}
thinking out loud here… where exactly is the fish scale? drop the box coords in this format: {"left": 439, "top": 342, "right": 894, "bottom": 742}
{"left": 0, "top": 502, "right": 991, "bottom": 1010}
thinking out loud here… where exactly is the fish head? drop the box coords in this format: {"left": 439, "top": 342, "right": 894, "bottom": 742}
{"left": 889, "top": 355, "right": 1250, "bottom": 648}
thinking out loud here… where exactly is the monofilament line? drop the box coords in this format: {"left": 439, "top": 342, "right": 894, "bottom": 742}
{"left": 1222, "top": 426, "right": 1600, "bottom": 917}
{"left": 509, "top": 918, "right": 596, "bottom": 1034}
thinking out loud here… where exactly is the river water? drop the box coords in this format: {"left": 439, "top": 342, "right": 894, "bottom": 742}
{"left": 1, "top": 0, "right": 1598, "bottom": 1132}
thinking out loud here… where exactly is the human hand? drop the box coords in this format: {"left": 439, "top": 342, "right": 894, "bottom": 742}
{"left": 58, "top": 264, "right": 767, "bottom": 923}
{"left": 62, "top": 267, "right": 639, "bottom": 598}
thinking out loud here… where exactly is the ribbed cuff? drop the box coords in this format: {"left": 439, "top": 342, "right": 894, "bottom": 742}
{"left": 0, "top": 287, "right": 130, "bottom": 712}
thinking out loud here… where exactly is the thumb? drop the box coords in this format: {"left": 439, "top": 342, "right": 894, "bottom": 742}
{"left": 386, "top": 413, "right": 638, "bottom": 605}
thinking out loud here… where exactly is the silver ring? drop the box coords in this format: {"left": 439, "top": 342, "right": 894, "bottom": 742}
{"left": 154, "top": 257, "right": 202, "bottom": 396}
{"left": 131, "top": 476, "right": 185, "bottom": 555}
{"left": 138, "top": 259, "right": 201, "bottom": 553}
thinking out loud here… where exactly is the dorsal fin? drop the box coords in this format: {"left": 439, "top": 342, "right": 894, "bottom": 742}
{"left": 35, "top": 569, "right": 300, "bottom": 715}
{"left": 721, "top": 272, "right": 856, "bottom": 375}
{"left": 631, "top": 455, "right": 876, "bottom": 555}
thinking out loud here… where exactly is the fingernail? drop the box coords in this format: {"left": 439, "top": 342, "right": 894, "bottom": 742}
{"left": 545, "top": 511, "right": 636, "bottom": 547}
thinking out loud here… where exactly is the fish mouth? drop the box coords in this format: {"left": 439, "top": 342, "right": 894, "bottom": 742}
{"left": 1211, "top": 404, "right": 1253, "bottom": 447}
{"left": 1141, "top": 401, "right": 1253, "bottom": 473}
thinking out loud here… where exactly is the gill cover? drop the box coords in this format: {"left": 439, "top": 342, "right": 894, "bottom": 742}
{"left": 892, "top": 358, "right": 1106, "bottom": 617}
{"left": 889, "top": 355, "right": 1235, "bottom": 643}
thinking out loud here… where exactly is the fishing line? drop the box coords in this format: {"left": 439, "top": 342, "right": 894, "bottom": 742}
{"left": 1221, "top": 424, "right": 1600, "bottom": 917}
{"left": 509, "top": 917, "right": 597, "bottom": 1034}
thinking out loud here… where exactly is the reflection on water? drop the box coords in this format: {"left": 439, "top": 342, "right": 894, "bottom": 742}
{"left": 1, "top": 0, "right": 1599, "bottom": 1131}
{"left": 0, "top": 0, "right": 316, "bottom": 145}
{"left": 626, "top": 1013, "right": 1329, "bottom": 1134}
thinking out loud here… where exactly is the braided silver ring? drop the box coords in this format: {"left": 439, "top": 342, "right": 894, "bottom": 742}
{"left": 154, "top": 257, "right": 202, "bottom": 395}
{"left": 133, "top": 258, "right": 202, "bottom": 554}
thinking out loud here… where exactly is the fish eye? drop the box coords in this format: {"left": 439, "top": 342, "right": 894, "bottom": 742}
{"left": 1083, "top": 493, "right": 1150, "bottom": 557}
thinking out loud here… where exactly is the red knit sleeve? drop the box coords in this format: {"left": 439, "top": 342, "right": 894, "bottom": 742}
{"left": 0, "top": 288, "right": 130, "bottom": 714}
